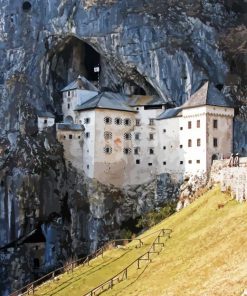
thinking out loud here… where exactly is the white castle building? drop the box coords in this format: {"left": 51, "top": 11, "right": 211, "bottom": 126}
{"left": 55, "top": 76, "right": 234, "bottom": 187}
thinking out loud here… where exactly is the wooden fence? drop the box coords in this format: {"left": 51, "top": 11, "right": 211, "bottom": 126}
{"left": 83, "top": 228, "right": 172, "bottom": 296}
{"left": 9, "top": 238, "right": 143, "bottom": 296}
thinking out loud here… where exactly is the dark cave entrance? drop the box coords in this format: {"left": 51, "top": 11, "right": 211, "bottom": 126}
{"left": 84, "top": 43, "right": 100, "bottom": 81}
{"left": 22, "top": 1, "right": 32, "bottom": 12}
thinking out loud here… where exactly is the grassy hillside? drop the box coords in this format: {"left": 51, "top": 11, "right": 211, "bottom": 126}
{"left": 34, "top": 186, "right": 247, "bottom": 296}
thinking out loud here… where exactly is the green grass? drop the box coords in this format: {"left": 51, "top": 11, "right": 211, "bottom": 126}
{"left": 35, "top": 186, "right": 247, "bottom": 296}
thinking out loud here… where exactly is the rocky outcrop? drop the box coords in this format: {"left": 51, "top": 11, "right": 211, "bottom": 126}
{"left": 176, "top": 172, "right": 208, "bottom": 211}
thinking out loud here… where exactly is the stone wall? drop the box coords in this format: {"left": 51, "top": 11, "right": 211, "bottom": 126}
{"left": 210, "top": 157, "right": 247, "bottom": 202}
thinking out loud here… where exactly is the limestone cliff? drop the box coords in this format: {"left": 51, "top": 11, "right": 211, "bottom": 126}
{"left": 0, "top": 0, "right": 246, "bottom": 294}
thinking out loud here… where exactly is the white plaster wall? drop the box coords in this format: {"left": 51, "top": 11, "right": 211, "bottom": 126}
{"left": 75, "top": 110, "right": 96, "bottom": 178}
{"left": 56, "top": 127, "right": 84, "bottom": 173}
{"left": 157, "top": 116, "right": 184, "bottom": 177}
{"left": 181, "top": 106, "right": 207, "bottom": 175}
{"left": 205, "top": 105, "right": 234, "bottom": 170}
{"left": 38, "top": 117, "right": 55, "bottom": 132}
{"left": 93, "top": 109, "right": 136, "bottom": 186}
{"left": 62, "top": 90, "right": 97, "bottom": 122}
{"left": 131, "top": 106, "right": 165, "bottom": 184}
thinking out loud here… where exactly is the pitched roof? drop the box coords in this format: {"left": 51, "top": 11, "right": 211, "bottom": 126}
{"left": 74, "top": 92, "right": 136, "bottom": 113}
{"left": 61, "top": 75, "right": 98, "bottom": 92}
{"left": 156, "top": 107, "right": 182, "bottom": 120}
{"left": 57, "top": 123, "right": 84, "bottom": 131}
{"left": 181, "top": 82, "right": 234, "bottom": 109}
{"left": 37, "top": 111, "right": 55, "bottom": 118}
{"left": 128, "top": 95, "right": 166, "bottom": 106}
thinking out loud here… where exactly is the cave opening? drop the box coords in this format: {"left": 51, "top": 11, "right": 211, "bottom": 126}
{"left": 22, "top": 1, "right": 32, "bottom": 12}
{"left": 49, "top": 36, "right": 158, "bottom": 113}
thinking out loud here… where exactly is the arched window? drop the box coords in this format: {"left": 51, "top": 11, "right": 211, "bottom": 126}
{"left": 64, "top": 116, "right": 74, "bottom": 124}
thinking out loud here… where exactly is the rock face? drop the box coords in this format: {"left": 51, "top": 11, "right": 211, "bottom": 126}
{"left": 0, "top": 0, "right": 246, "bottom": 294}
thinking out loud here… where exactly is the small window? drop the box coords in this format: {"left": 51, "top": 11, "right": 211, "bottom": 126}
{"left": 188, "top": 139, "right": 192, "bottom": 147}
{"left": 180, "top": 127, "right": 183, "bottom": 130}
{"left": 87, "top": 165, "right": 90, "bottom": 169}
{"left": 68, "top": 91, "right": 70, "bottom": 97}
{"left": 136, "top": 119, "right": 141, "bottom": 126}
{"left": 163, "top": 161, "right": 166, "bottom": 165}
{"left": 180, "top": 145, "right": 183, "bottom": 148}
{"left": 149, "top": 119, "right": 154, "bottom": 126}
{"left": 124, "top": 118, "right": 131, "bottom": 126}
{"left": 213, "top": 119, "right": 218, "bottom": 129}
{"left": 180, "top": 161, "right": 183, "bottom": 164}
{"left": 163, "top": 129, "right": 166, "bottom": 133}
{"left": 197, "top": 120, "right": 200, "bottom": 128}
{"left": 69, "top": 134, "right": 73, "bottom": 139}
{"left": 136, "top": 159, "right": 140, "bottom": 164}
{"left": 123, "top": 148, "right": 131, "bottom": 154}
{"left": 163, "top": 146, "right": 166, "bottom": 150}
{"left": 188, "top": 160, "right": 192, "bottom": 164}
{"left": 104, "top": 117, "right": 112, "bottom": 124}
{"left": 104, "top": 146, "right": 112, "bottom": 154}
{"left": 115, "top": 118, "right": 122, "bottom": 125}
{"left": 134, "top": 147, "right": 140, "bottom": 155}
{"left": 196, "top": 160, "right": 200, "bottom": 164}
{"left": 84, "top": 118, "right": 90, "bottom": 124}
{"left": 44, "top": 119, "right": 47, "bottom": 124}
{"left": 148, "top": 163, "right": 152, "bottom": 166}
{"left": 135, "top": 133, "right": 140, "bottom": 140}
{"left": 188, "top": 121, "right": 192, "bottom": 129}
{"left": 197, "top": 139, "right": 201, "bottom": 147}
{"left": 213, "top": 138, "right": 218, "bottom": 147}
{"left": 68, "top": 104, "right": 70, "bottom": 109}
{"left": 124, "top": 133, "right": 132, "bottom": 140}
{"left": 78, "top": 136, "right": 81, "bottom": 139}
{"left": 85, "top": 132, "right": 90, "bottom": 138}
{"left": 136, "top": 107, "right": 139, "bottom": 111}
{"left": 104, "top": 131, "right": 112, "bottom": 140}
{"left": 63, "top": 135, "right": 66, "bottom": 139}
{"left": 149, "top": 133, "right": 154, "bottom": 140}
{"left": 149, "top": 148, "right": 154, "bottom": 155}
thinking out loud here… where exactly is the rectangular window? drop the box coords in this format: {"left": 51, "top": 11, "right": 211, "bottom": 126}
{"left": 148, "top": 163, "right": 152, "bottom": 166}
{"left": 68, "top": 91, "right": 70, "bottom": 97}
{"left": 196, "top": 160, "right": 200, "bottom": 164}
{"left": 188, "top": 160, "right": 192, "bottom": 164}
{"left": 135, "top": 133, "right": 140, "bottom": 140}
{"left": 188, "top": 139, "right": 192, "bottom": 147}
{"left": 149, "top": 148, "right": 154, "bottom": 155}
{"left": 149, "top": 119, "right": 154, "bottom": 126}
{"left": 87, "top": 164, "right": 89, "bottom": 169}
{"left": 163, "top": 146, "right": 166, "bottom": 150}
{"left": 213, "top": 119, "right": 218, "bottom": 128}
{"left": 136, "top": 159, "right": 140, "bottom": 164}
{"left": 180, "top": 127, "right": 183, "bottom": 130}
{"left": 197, "top": 139, "right": 201, "bottom": 147}
{"left": 134, "top": 147, "right": 140, "bottom": 155}
{"left": 163, "top": 129, "right": 166, "bottom": 133}
{"left": 69, "top": 134, "right": 73, "bottom": 139}
{"left": 180, "top": 144, "right": 183, "bottom": 148}
{"left": 44, "top": 119, "right": 47, "bottom": 124}
{"left": 136, "top": 119, "right": 141, "bottom": 126}
{"left": 188, "top": 121, "right": 192, "bottom": 129}
{"left": 163, "top": 161, "right": 166, "bottom": 165}
{"left": 84, "top": 118, "right": 90, "bottom": 124}
{"left": 149, "top": 133, "right": 154, "bottom": 140}
{"left": 68, "top": 103, "right": 70, "bottom": 109}
{"left": 213, "top": 138, "right": 218, "bottom": 147}
{"left": 197, "top": 120, "right": 200, "bottom": 128}
{"left": 85, "top": 132, "right": 90, "bottom": 138}
{"left": 180, "top": 161, "right": 183, "bottom": 164}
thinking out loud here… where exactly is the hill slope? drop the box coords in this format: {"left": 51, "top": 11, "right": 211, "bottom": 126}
{"left": 35, "top": 187, "right": 247, "bottom": 296}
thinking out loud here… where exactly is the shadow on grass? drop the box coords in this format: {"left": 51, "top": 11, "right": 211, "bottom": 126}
{"left": 39, "top": 249, "right": 133, "bottom": 296}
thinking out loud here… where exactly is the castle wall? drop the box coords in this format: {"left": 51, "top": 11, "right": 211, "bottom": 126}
{"left": 38, "top": 117, "right": 55, "bottom": 132}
